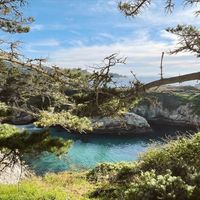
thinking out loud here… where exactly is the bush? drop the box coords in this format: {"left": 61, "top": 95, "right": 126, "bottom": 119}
{"left": 0, "top": 102, "right": 10, "bottom": 117}
{"left": 88, "top": 132, "right": 200, "bottom": 200}
{"left": 125, "top": 170, "right": 194, "bottom": 200}
{"left": 35, "top": 111, "right": 93, "bottom": 133}
{"left": 0, "top": 123, "right": 19, "bottom": 138}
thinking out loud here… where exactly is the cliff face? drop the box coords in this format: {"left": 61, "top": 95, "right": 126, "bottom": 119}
{"left": 132, "top": 91, "right": 200, "bottom": 127}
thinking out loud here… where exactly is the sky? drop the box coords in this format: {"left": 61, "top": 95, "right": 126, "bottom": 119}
{"left": 4, "top": 0, "right": 200, "bottom": 80}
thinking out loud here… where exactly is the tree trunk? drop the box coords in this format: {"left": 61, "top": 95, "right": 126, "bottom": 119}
{"left": 143, "top": 71, "right": 200, "bottom": 90}
{"left": 1, "top": 54, "right": 200, "bottom": 91}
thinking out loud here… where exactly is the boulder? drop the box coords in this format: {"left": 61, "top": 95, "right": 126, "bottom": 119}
{"left": 0, "top": 153, "right": 32, "bottom": 184}
{"left": 92, "top": 112, "right": 151, "bottom": 135}
{"left": 11, "top": 113, "right": 34, "bottom": 125}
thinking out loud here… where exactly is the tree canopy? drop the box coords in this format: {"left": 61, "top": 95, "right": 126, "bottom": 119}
{"left": 118, "top": 0, "right": 200, "bottom": 17}
{"left": 0, "top": 0, "right": 33, "bottom": 33}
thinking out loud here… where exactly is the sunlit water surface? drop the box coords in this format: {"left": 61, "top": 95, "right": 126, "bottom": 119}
{"left": 17, "top": 124, "right": 195, "bottom": 174}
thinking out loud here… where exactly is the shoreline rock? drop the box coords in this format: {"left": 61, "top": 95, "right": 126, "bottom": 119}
{"left": 10, "top": 113, "right": 34, "bottom": 125}
{"left": 0, "top": 153, "right": 33, "bottom": 184}
{"left": 92, "top": 112, "right": 152, "bottom": 135}
{"left": 132, "top": 93, "right": 200, "bottom": 128}
{"left": 133, "top": 103, "right": 200, "bottom": 127}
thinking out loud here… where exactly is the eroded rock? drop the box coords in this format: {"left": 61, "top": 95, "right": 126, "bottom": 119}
{"left": 92, "top": 112, "right": 151, "bottom": 135}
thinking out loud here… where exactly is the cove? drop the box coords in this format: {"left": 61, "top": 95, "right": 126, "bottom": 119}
{"left": 17, "top": 124, "right": 195, "bottom": 174}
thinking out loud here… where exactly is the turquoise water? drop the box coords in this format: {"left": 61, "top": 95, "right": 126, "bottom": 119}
{"left": 17, "top": 124, "right": 195, "bottom": 174}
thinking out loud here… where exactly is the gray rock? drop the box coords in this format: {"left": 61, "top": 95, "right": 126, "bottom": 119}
{"left": 133, "top": 101, "right": 200, "bottom": 127}
{"left": 11, "top": 114, "right": 33, "bottom": 125}
{"left": 92, "top": 112, "right": 151, "bottom": 135}
{"left": 0, "top": 153, "right": 33, "bottom": 184}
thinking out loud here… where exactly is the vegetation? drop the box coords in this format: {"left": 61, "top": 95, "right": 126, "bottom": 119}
{"left": 0, "top": 0, "right": 33, "bottom": 33}
{"left": 87, "top": 132, "right": 200, "bottom": 200}
{"left": 0, "top": 102, "right": 10, "bottom": 118}
{"left": 0, "top": 124, "right": 72, "bottom": 170}
{"left": 0, "top": 172, "right": 97, "bottom": 200}
{"left": 0, "top": 178, "right": 67, "bottom": 200}
{"left": 1, "top": 1, "right": 200, "bottom": 199}
{"left": 35, "top": 111, "right": 93, "bottom": 133}
{"left": 1, "top": 132, "right": 200, "bottom": 199}
{"left": 118, "top": 0, "right": 200, "bottom": 17}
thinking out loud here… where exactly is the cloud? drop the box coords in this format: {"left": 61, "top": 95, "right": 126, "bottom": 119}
{"left": 115, "top": 3, "right": 200, "bottom": 29}
{"left": 89, "top": 0, "right": 118, "bottom": 13}
{"left": 31, "top": 24, "right": 45, "bottom": 31}
{"left": 24, "top": 39, "right": 61, "bottom": 55}
{"left": 20, "top": 0, "right": 200, "bottom": 80}
{"left": 139, "top": 6, "right": 200, "bottom": 27}
{"left": 47, "top": 30, "right": 199, "bottom": 77}
{"left": 30, "top": 23, "right": 68, "bottom": 32}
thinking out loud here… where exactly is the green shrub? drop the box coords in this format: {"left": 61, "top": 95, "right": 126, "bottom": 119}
{"left": 35, "top": 111, "right": 93, "bottom": 133}
{"left": 125, "top": 170, "right": 194, "bottom": 200}
{"left": 0, "top": 123, "right": 72, "bottom": 157}
{"left": 0, "top": 102, "right": 10, "bottom": 117}
{"left": 0, "top": 123, "right": 19, "bottom": 138}
{"left": 88, "top": 132, "right": 200, "bottom": 200}
{"left": 87, "top": 162, "right": 140, "bottom": 183}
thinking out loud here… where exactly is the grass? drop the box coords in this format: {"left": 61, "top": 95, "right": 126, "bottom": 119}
{"left": 2, "top": 132, "right": 200, "bottom": 199}
{"left": 0, "top": 172, "right": 98, "bottom": 200}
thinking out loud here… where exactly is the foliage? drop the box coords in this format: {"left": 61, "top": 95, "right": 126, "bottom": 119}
{"left": 0, "top": 123, "right": 19, "bottom": 138}
{"left": 35, "top": 111, "right": 93, "bottom": 133}
{"left": 124, "top": 170, "right": 194, "bottom": 200}
{"left": 118, "top": 0, "right": 200, "bottom": 17}
{"left": 166, "top": 25, "right": 200, "bottom": 57}
{"left": 3, "top": 132, "right": 200, "bottom": 199}
{"left": 0, "top": 0, "right": 33, "bottom": 33}
{"left": 0, "top": 102, "right": 10, "bottom": 117}
{"left": 87, "top": 132, "right": 200, "bottom": 200}
{"left": 87, "top": 162, "right": 139, "bottom": 183}
{"left": 0, "top": 124, "right": 72, "bottom": 159}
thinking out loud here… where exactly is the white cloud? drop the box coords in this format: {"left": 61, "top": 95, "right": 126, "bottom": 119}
{"left": 30, "top": 23, "right": 68, "bottom": 32}
{"left": 31, "top": 24, "right": 45, "bottom": 31}
{"left": 139, "top": 7, "right": 194, "bottom": 25}
{"left": 25, "top": 0, "right": 200, "bottom": 79}
{"left": 89, "top": 0, "right": 118, "bottom": 13}
{"left": 25, "top": 39, "right": 61, "bottom": 55}
{"left": 47, "top": 31, "right": 199, "bottom": 77}
{"left": 115, "top": 3, "right": 200, "bottom": 29}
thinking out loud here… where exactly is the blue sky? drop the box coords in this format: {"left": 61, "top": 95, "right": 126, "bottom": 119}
{"left": 5, "top": 0, "right": 200, "bottom": 79}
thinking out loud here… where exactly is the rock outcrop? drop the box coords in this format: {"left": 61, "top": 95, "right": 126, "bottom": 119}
{"left": 11, "top": 113, "right": 34, "bottom": 125}
{"left": 0, "top": 154, "right": 32, "bottom": 184}
{"left": 132, "top": 92, "right": 200, "bottom": 127}
{"left": 92, "top": 112, "right": 151, "bottom": 135}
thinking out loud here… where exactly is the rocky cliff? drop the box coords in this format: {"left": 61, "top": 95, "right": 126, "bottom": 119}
{"left": 132, "top": 90, "right": 200, "bottom": 127}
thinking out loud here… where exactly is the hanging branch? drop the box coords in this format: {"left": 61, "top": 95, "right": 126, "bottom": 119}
{"left": 118, "top": 0, "right": 200, "bottom": 17}
{"left": 89, "top": 53, "right": 127, "bottom": 106}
